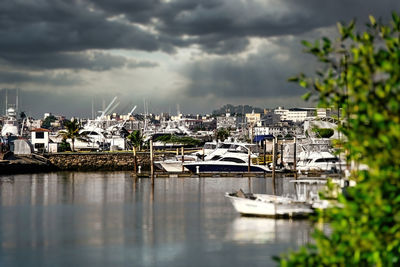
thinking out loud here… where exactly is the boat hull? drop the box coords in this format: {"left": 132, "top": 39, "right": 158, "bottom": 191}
{"left": 225, "top": 193, "right": 314, "bottom": 217}
{"left": 154, "top": 161, "right": 188, "bottom": 172}
{"left": 184, "top": 162, "right": 270, "bottom": 173}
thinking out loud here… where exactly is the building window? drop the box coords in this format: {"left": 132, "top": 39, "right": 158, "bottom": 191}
{"left": 36, "top": 132, "right": 45, "bottom": 139}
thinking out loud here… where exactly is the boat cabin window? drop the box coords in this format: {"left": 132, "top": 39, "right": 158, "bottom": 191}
{"left": 210, "top": 155, "right": 222, "bottom": 161}
{"left": 219, "top": 157, "right": 246, "bottom": 163}
{"left": 204, "top": 143, "right": 216, "bottom": 149}
{"left": 315, "top": 158, "right": 338, "bottom": 163}
{"left": 219, "top": 144, "right": 232, "bottom": 149}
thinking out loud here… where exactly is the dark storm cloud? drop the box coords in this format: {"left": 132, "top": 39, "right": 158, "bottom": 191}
{"left": 0, "top": 0, "right": 160, "bottom": 54}
{"left": 0, "top": 70, "right": 83, "bottom": 86}
{"left": 182, "top": 35, "right": 316, "bottom": 99}
{"left": 1, "top": 0, "right": 399, "bottom": 69}
{"left": 91, "top": 0, "right": 400, "bottom": 54}
{"left": 2, "top": 0, "right": 398, "bottom": 53}
{"left": 1, "top": 51, "right": 158, "bottom": 71}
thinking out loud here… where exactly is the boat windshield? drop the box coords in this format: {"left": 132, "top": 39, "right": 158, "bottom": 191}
{"left": 218, "top": 143, "right": 232, "bottom": 149}
{"left": 219, "top": 157, "right": 246, "bottom": 163}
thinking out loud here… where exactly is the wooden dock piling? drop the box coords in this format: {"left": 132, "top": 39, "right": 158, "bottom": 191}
{"left": 150, "top": 140, "right": 154, "bottom": 184}
{"left": 293, "top": 137, "right": 297, "bottom": 180}
{"left": 181, "top": 147, "right": 185, "bottom": 172}
{"left": 272, "top": 137, "right": 277, "bottom": 195}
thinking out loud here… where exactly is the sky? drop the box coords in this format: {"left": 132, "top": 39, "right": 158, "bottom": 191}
{"left": 0, "top": 0, "right": 399, "bottom": 118}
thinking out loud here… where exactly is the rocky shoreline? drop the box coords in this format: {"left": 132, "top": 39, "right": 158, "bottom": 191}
{"left": 0, "top": 152, "right": 152, "bottom": 175}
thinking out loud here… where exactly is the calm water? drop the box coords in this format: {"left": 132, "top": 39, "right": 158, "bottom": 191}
{"left": 0, "top": 172, "right": 314, "bottom": 267}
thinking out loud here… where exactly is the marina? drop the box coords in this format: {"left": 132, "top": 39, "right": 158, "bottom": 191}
{"left": 0, "top": 3, "right": 397, "bottom": 265}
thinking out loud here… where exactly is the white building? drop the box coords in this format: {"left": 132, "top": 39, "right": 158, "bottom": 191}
{"left": 254, "top": 126, "right": 284, "bottom": 137}
{"left": 273, "top": 107, "right": 317, "bottom": 122}
{"left": 316, "top": 108, "right": 332, "bottom": 118}
{"left": 274, "top": 107, "right": 289, "bottom": 120}
{"left": 31, "top": 128, "right": 50, "bottom": 152}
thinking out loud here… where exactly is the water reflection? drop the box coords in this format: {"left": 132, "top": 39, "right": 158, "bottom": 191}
{"left": 227, "top": 217, "right": 313, "bottom": 245}
{"left": 0, "top": 173, "right": 313, "bottom": 267}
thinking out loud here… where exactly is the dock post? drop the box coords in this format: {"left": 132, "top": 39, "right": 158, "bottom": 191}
{"left": 272, "top": 137, "right": 276, "bottom": 195}
{"left": 280, "top": 141, "right": 284, "bottom": 167}
{"left": 150, "top": 140, "right": 154, "bottom": 184}
{"left": 293, "top": 137, "right": 297, "bottom": 179}
{"left": 181, "top": 147, "right": 185, "bottom": 172}
{"left": 176, "top": 148, "right": 179, "bottom": 156}
{"left": 248, "top": 148, "right": 251, "bottom": 173}
{"left": 263, "top": 139, "right": 266, "bottom": 166}
{"left": 133, "top": 146, "right": 137, "bottom": 174}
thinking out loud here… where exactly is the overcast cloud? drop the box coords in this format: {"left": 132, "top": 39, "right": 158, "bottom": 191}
{"left": 0, "top": 0, "right": 399, "bottom": 117}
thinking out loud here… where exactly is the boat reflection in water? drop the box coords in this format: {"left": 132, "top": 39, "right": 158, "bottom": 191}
{"left": 226, "top": 217, "right": 313, "bottom": 246}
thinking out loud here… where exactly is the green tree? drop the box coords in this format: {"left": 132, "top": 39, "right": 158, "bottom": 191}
{"left": 57, "top": 120, "right": 86, "bottom": 152}
{"left": 279, "top": 13, "right": 400, "bottom": 266}
{"left": 216, "top": 128, "right": 230, "bottom": 141}
{"left": 312, "top": 127, "right": 334, "bottom": 138}
{"left": 59, "top": 138, "right": 71, "bottom": 152}
{"left": 42, "top": 115, "right": 56, "bottom": 129}
{"left": 127, "top": 130, "right": 143, "bottom": 150}
{"left": 155, "top": 134, "right": 202, "bottom": 146}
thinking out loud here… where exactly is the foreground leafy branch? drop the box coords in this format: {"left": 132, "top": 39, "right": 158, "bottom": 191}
{"left": 279, "top": 13, "right": 400, "bottom": 266}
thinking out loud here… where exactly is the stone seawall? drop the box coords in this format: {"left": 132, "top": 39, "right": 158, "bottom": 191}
{"left": 47, "top": 152, "right": 151, "bottom": 171}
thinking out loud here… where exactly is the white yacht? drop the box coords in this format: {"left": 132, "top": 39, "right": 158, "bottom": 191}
{"left": 183, "top": 144, "right": 270, "bottom": 173}
{"left": 1, "top": 107, "right": 19, "bottom": 137}
{"left": 297, "top": 151, "right": 343, "bottom": 172}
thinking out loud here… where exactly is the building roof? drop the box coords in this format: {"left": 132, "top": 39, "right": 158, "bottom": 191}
{"left": 31, "top": 128, "right": 51, "bottom": 132}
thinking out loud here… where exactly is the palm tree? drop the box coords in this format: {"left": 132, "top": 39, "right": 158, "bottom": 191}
{"left": 58, "top": 120, "right": 86, "bottom": 152}
{"left": 127, "top": 130, "right": 143, "bottom": 150}
{"left": 127, "top": 130, "right": 143, "bottom": 174}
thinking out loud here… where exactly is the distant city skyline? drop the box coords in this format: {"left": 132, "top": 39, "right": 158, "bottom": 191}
{"left": 0, "top": 88, "right": 310, "bottom": 118}
{"left": 0, "top": 1, "right": 399, "bottom": 117}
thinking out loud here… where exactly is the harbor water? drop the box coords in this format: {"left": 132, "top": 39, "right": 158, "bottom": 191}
{"left": 0, "top": 172, "right": 315, "bottom": 266}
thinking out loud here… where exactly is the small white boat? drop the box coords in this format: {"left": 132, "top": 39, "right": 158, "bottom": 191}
{"left": 225, "top": 190, "right": 314, "bottom": 217}
{"left": 225, "top": 179, "right": 329, "bottom": 217}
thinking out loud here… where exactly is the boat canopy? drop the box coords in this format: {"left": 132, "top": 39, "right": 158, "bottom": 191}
{"left": 253, "top": 135, "right": 274, "bottom": 142}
